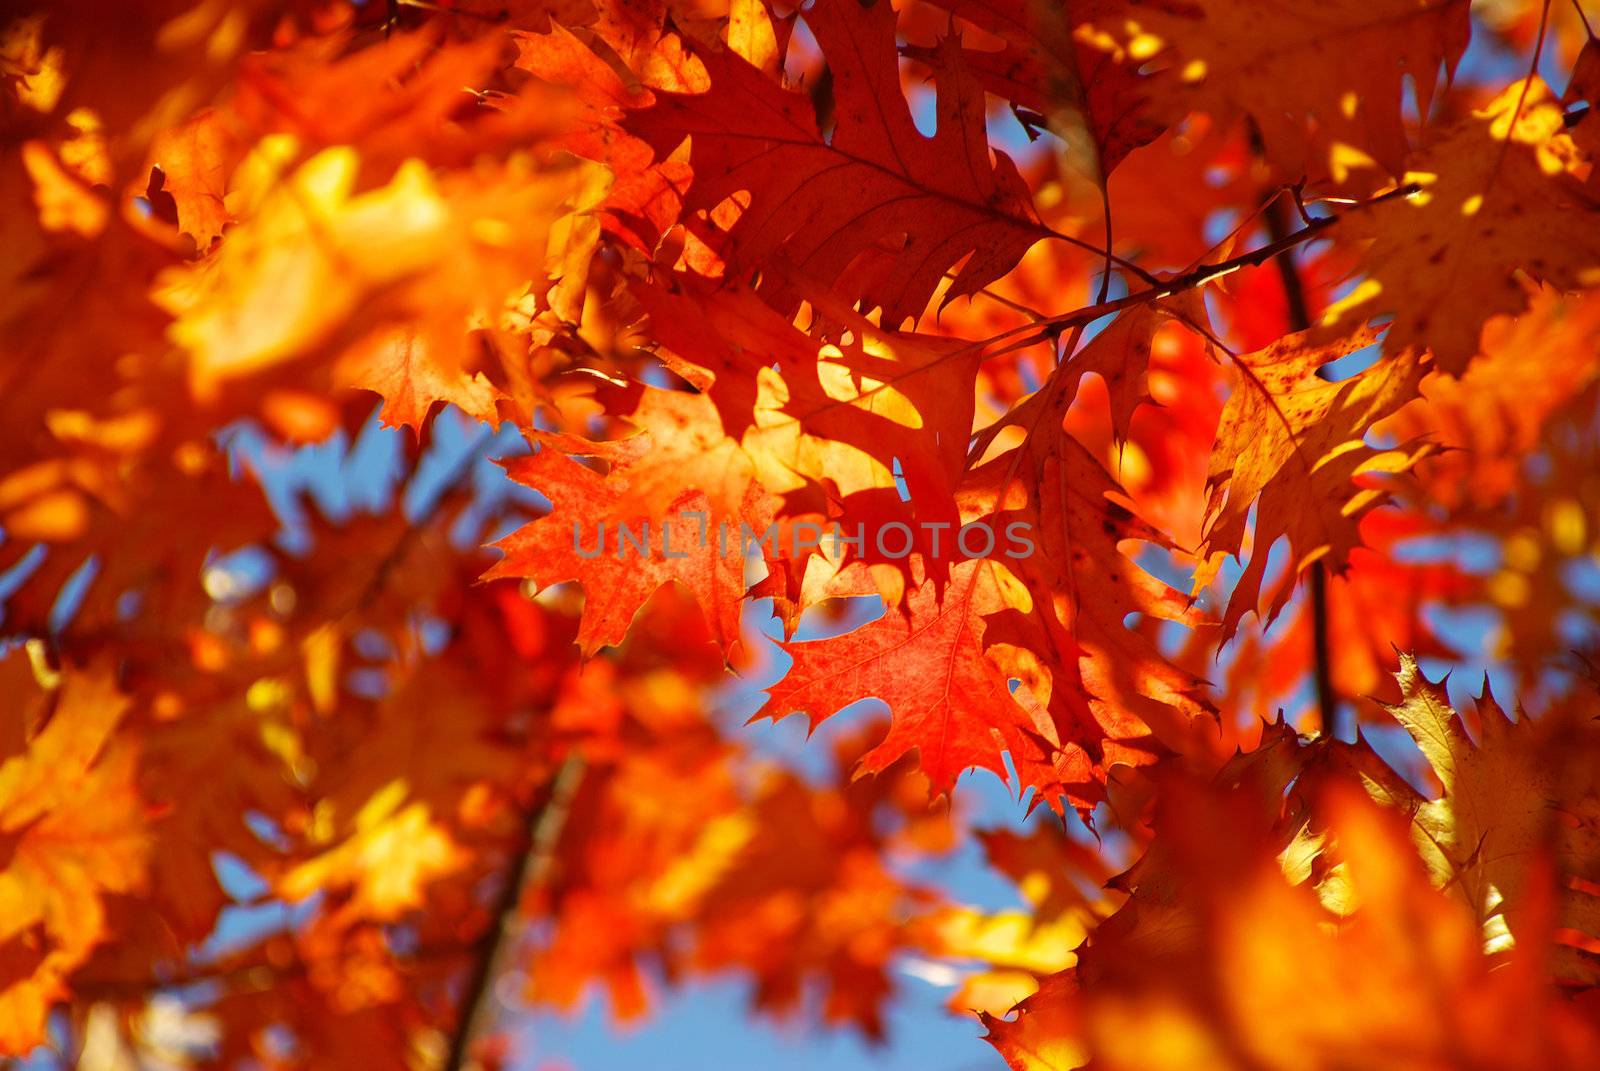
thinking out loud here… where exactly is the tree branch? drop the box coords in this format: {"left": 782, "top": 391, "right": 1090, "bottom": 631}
{"left": 995, "top": 181, "right": 1420, "bottom": 354}
{"left": 444, "top": 755, "right": 585, "bottom": 1071}
{"left": 1262, "top": 191, "right": 1344, "bottom": 742}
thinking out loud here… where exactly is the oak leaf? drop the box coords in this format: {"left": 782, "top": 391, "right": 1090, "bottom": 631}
{"left": 489, "top": 386, "right": 778, "bottom": 656}
{"left": 278, "top": 786, "right": 467, "bottom": 922}
{"left": 1200, "top": 326, "right": 1430, "bottom": 636}
{"left": 1383, "top": 285, "right": 1600, "bottom": 506}
{"left": 1087, "top": 0, "right": 1470, "bottom": 183}
{"left": 1327, "top": 78, "right": 1600, "bottom": 374}
{"left": 626, "top": 0, "right": 1043, "bottom": 326}
{"left": 511, "top": 22, "right": 695, "bottom": 253}
{"left": 1384, "top": 653, "right": 1600, "bottom": 984}
{"left": 965, "top": 324, "right": 1218, "bottom": 808}
{"left": 146, "top": 107, "right": 238, "bottom": 249}
{"left": 907, "top": 0, "right": 1162, "bottom": 176}
{"left": 0, "top": 656, "right": 147, "bottom": 1055}
{"left": 762, "top": 320, "right": 1216, "bottom": 810}
{"left": 758, "top": 560, "right": 1026, "bottom": 794}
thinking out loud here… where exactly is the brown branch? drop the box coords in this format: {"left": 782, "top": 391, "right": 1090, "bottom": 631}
{"left": 78, "top": 760, "right": 587, "bottom": 1062}
{"left": 995, "top": 181, "right": 1421, "bottom": 354}
{"left": 444, "top": 755, "right": 585, "bottom": 1071}
{"left": 1262, "top": 191, "right": 1344, "bottom": 743}
{"left": 1308, "top": 564, "right": 1339, "bottom": 739}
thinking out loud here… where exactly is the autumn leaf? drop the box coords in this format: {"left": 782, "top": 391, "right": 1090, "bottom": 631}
{"left": 1326, "top": 78, "right": 1600, "bottom": 374}
{"left": 761, "top": 316, "right": 1217, "bottom": 812}
{"left": 907, "top": 0, "right": 1163, "bottom": 176}
{"left": 1085, "top": 0, "right": 1471, "bottom": 183}
{"left": 1383, "top": 285, "right": 1600, "bottom": 506}
{"left": 1199, "top": 325, "right": 1431, "bottom": 636}
{"left": 759, "top": 560, "right": 1027, "bottom": 794}
{"left": 146, "top": 107, "right": 239, "bottom": 249}
{"left": 489, "top": 386, "right": 778, "bottom": 657}
{"left": 0, "top": 656, "right": 147, "bottom": 1053}
{"left": 626, "top": 0, "right": 1044, "bottom": 326}
{"left": 278, "top": 785, "right": 467, "bottom": 921}
{"left": 1198, "top": 512, "right": 1469, "bottom": 729}
{"left": 1384, "top": 653, "right": 1600, "bottom": 984}
{"left": 964, "top": 325, "right": 1219, "bottom": 810}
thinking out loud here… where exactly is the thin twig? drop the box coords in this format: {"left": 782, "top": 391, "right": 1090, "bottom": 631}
{"left": 1573, "top": 0, "right": 1596, "bottom": 40}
